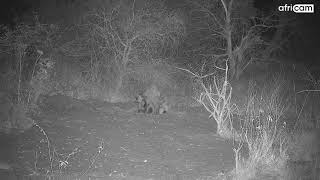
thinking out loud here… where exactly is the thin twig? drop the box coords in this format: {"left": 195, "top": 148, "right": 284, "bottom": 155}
{"left": 296, "top": 89, "right": 320, "bottom": 94}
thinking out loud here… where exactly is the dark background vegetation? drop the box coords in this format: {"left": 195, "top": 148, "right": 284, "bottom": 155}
{"left": 1, "top": 0, "right": 319, "bottom": 63}
{"left": 0, "top": 0, "right": 319, "bottom": 136}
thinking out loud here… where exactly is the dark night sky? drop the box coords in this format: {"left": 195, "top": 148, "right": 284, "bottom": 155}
{"left": 1, "top": 0, "right": 317, "bottom": 24}
{"left": 0, "top": 0, "right": 34, "bottom": 26}
{"left": 1, "top": 0, "right": 318, "bottom": 31}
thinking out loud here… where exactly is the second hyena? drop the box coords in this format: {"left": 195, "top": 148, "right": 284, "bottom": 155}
{"left": 136, "top": 93, "right": 147, "bottom": 113}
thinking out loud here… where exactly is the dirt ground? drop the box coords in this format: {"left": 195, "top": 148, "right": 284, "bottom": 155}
{"left": 3, "top": 95, "right": 236, "bottom": 180}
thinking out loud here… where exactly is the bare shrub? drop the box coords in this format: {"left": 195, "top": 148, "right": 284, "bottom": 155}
{"left": 176, "top": 61, "right": 238, "bottom": 139}
{"left": 294, "top": 67, "right": 320, "bottom": 130}
{"left": 0, "top": 17, "right": 60, "bottom": 132}
{"left": 232, "top": 74, "right": 290, "bottom": 179}
{"left": 196, "top": 63, "right": 239, "bottom": 139}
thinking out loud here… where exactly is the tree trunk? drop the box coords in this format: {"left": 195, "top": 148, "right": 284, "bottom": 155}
{"left": 222, "top": 0, "right": 235, "bottom": 80}
{"left": 111, "top": 44, "right": 131, "bottom": 102}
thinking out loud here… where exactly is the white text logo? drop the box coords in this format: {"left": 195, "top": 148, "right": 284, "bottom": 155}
{"left": 278, "top": 4, "right": 314, "bottom": 13}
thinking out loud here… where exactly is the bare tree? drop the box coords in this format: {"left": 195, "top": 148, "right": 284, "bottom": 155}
{"left": 186, "top": 0, "right": 287, "bottom": 80}
{"left": 85, "top": 0, "right": 185, "bottom": 98}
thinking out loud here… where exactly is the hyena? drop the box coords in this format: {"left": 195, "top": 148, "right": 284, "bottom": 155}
{"left": 136, "top": 93, "right": 147, "bottom": 113}
{"left": 136, "top": 85, "right": 168, "bottom": 114}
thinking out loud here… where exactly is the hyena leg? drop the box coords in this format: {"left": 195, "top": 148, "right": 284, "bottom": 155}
{"left": 146, "top": 96, "right": 164, "bottom": 114}
{"left": 158, "top": 96, "right": 168, "bottom": 114}
{"left": 146, "top": 102, "right": 154, "bottom": 114}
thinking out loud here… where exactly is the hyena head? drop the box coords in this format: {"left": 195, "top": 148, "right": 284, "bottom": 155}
{"left": 135, "top": 93, "right": 143, "bottom": 103}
